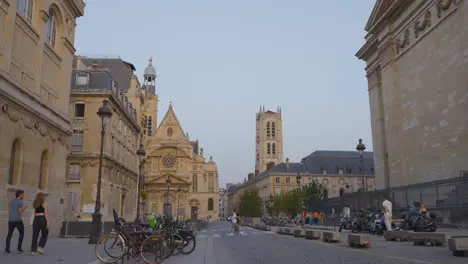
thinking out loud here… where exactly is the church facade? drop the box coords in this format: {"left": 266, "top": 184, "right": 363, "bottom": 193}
{"left": 140, "top": 60, "right": 220, "bottom": 221}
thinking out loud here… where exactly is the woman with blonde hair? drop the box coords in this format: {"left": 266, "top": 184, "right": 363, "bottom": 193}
{"left": 30, "top": 192, "right": 48, "bottom": 255}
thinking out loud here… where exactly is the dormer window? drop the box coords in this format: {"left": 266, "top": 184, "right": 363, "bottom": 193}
{"left": 76, "top": 73, "right": 89, "bottom": 86}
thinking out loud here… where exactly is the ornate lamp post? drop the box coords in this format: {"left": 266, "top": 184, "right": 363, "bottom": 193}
{"left": 356, "top": 139, "right": 366, "bottom": 192}
{"left": 135, "top": 144, "right": 146, "bottom": 223}
{"left": 89, "top": 100, "right": 112, "bottom": 244}
{"left": 164, "top": 176, "right": 172, "bottom": 217}
{"left": 176, "top": 186, "right": 182, "bottom": 220}
{"left": 296, "top": 170, "right": 302, "bottom": 224}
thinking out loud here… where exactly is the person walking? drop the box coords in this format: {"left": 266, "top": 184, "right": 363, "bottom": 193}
{"left": 382, "top": 196, "right": 393, "bottom": 231}
{"left": 30, "top": 192, "right": 49, "bottom": 255}
{"left": 5, "top": 190, "right": 26, "bottom": 254}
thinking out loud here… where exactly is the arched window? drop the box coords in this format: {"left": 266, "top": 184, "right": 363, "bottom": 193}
{"left": 17, "top": 0, "right": 33, "bottom": 23}
{"left": 8, "top": 139, "right": 23, "bottom": 185}
{"left": 266, "top": 122, "right": 270, "bottom": 137}
{"left": 271, "top": 122, "right": 276, "bottom": 138}
{"left": 167, "top": 127, "right": 173, "bottom": 137}
{"left": 267, "top": 143, "right": 271, "bottom": 154}
{"left": 45, "top": 7, "right": 57, "bottom": 47}
{"left": 208, "top": 198, "right": 214, "bottom": 211}
{"left": 272, "top": 143, "right": 276, "bottom": 154}
{"left": 192, "top": 174, "right": 198, "bottom": 191}
{"left": 39, "top": 150, "right": 49, "bottom": 189}
{"left": 339, "top": 188, "right": 346, "bottom": 197}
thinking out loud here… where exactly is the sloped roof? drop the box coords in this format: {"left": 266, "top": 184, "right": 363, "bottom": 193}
{"left": 81, "top": 58, "right": 136, "bottom": 92}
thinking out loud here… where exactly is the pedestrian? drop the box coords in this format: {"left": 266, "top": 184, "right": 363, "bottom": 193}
{"left": 5, "top": 190, "right": 26, "bottom": 254}
{"left": 382, "top": 196, "right": 393, "bottom": 231}
{"left": 31, "top": 192, "right": 49, "bottom": 255}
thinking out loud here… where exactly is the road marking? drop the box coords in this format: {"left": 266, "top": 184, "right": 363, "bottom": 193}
{"left": 227, "top": 233, "right": 234, "bottom": 236}
{"left": 213, "top": 234, "right": 221, "bottom": 237}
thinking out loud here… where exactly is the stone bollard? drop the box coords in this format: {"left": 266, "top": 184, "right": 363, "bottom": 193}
{"left": 448, "top": 236, "right": 468, "bottom": 257}
{"left": 383, "top": 230, "right": 410, "bottom": 242}
{"left": 322, "top": 231, "right": 340, "bottom": 243}
{"left": 348, "top": 234, "right": 371, "bottom": 248}
{"left": 408, "top": 232, "right": 446, "bottom": 247}
{"left": 305, "top": 230, "right": 322, "bottom": 240}
{"left": 294, "top": 229, "right": 305, "bottom": 238}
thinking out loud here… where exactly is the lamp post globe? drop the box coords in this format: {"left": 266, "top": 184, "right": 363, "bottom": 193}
{"left": 89, "top": 100, "right": 112, "bottom": 244}
{"left": 356, "top": 138, "right": 366, "bottom": 158}
{"left": 135, "top": 144, "right": 146, "bottom": 223}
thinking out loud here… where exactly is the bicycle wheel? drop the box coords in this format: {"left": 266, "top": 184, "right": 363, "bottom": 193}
{"left": 140, "top": 234, "right": 168, "bottom": 264}
{"left": 181, "top": 235, "right": 196, "bottom": 255}
{"left": 95, "top": 233, "right": 126, "bottom": 264}
{"left": 171, "top": 234, "right": 184, "bottom": 256}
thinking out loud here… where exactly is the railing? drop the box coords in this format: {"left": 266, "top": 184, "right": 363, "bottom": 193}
{"left": 308, "top": 176, "right": 468, "bottom": 226}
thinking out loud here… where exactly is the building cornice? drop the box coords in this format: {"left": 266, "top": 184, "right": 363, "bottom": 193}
{"left": 67, "top": 153, "right": 138, "bottom": 176}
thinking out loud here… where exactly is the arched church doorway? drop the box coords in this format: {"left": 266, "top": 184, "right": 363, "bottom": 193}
{"left": 190, "top": 199, "right": 199, "bottom": 220}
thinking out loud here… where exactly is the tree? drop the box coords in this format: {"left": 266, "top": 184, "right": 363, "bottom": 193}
{"left": 239, "top": 189, "right": 263, "bottom": 217}
{"left": 270, "top": 181, "right": 326, "bottom": 217}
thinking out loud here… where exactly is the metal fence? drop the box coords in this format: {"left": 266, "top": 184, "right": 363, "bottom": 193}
{"left": 308, "top": 176, "right": 468, "bottom": 227}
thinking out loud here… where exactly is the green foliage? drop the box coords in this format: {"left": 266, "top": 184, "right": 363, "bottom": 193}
{"left": 239, "top": 189, "right": 264, "bottom": 217}
{"left": 140, "top": 190, "right": 147, "bottom": 201}
{"left": 271, "top": 180, "right": 326, "bottom": 216}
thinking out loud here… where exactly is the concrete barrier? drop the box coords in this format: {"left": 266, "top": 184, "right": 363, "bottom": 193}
{"left": 408, "top": 232, "right": 446, "bottom": 247}
{"left": 322, "top": 231, "right": 340, "bottom": 243}
{"left": 284, "top": 228, "right": 293, "bottom": 235}
{"left": 294, "top": 229, "right": 305, "bottom": 238}
{"left": 383, "top": 230, "right": 410, "bottom": 242}
{"left": 448, "top": 236, "right": 468, "bottom": 257}
{"left": 277, "top": 227, "right": 285, "bottom": 234}
{"left": 305, "top": 230, "right": 322, "bottom": 240}
{"left": 348, "top": 234, "right": 371, "bottom": 248}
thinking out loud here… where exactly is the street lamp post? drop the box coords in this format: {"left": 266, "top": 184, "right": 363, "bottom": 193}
{"left": 89, "top": 100, "right": 112, "bottom": 244}
{"left": 176, "top": 186, "right": 182, "bottom": 220}
{"left": 296, "top": 171, "right": 302, "bottom": 225}
{"left": 164, "top": 176, "right": 172, "bottom": 217}
{"left": 356, "top": 139, "right": 366, "bottom": 192}
{"left": 135, "top": 144, "right": 146, "bottom": 223}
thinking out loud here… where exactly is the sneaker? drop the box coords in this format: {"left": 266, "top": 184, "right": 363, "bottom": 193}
{"left": 17, "top": 249, "right": 24, "bottom": 254}
{"left": 4, "top": 249, "right": 11, "bottom": 255}
{"left": 31, "top": 251, "right": 37, "bottom": 255}
{"left": 37, "top": 247, "right": 44, "bottom": 254}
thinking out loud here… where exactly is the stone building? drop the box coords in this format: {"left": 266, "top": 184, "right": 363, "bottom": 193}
{"left": 237, "top": 151, "right": 375, "bottom": 205}
{"left": 255, "top": 106, "right": 284, "bottom": 174}
{"left": 66, "top": 64, "right": 141, "bottom": 222}
{"left": 356, "top": 0, "right": 468, "bottom": 189}
{"left": 218, "top": 188, "right": 226, "bottom": 219}
{"left": 0, "top": 0, "right": 85, "bottom": 236}
{"left": 143, "top": 104, "right": 220, "bottom": 220}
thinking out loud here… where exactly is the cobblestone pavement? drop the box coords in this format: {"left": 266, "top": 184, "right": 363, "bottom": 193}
{"left": 2, "top": 222, "right": 467, "bottom": 264}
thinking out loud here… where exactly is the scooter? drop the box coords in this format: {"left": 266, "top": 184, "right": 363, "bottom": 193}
{"left": 402, "top": 212, "right": 437, "bottom": 232}
{"left": 338, "top": 217, "right": 352, "bottom": 232}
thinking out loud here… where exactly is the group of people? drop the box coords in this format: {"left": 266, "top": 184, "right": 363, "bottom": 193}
{"left": 4, "top": 190, "right": 49, "bottom": 255}
{"left": 340, "top": 195, "right": 394, "bottom": 230}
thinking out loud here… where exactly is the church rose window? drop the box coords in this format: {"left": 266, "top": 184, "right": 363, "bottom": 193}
{"left": 162, "top": 155, "right": 176, "bottom": 168}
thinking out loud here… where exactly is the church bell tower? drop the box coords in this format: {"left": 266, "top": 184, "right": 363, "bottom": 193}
{"left": 255, "top": 106, "right": 284, "bottom": 175}
{"left": 141, "top": 57, "right": 159, "bottom": 137}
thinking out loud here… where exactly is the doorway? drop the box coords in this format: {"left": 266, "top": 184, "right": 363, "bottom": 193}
{"left": 191, "top": 206, "right": 198, "bottom": 220}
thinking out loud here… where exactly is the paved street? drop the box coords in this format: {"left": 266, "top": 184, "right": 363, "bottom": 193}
{"left": 1, "top": 222, "right": 467, "bottom": 264}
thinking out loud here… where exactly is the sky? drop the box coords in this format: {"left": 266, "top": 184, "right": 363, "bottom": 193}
{"left": 76, "top": 0, "right": 376, "bottom": 187}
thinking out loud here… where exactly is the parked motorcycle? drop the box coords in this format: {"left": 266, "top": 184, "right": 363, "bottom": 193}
{"left": 351, "top": 211, "right": 375, "bottom": 233}
{"left": 338, "top": 217, "right": 352, "bottom": 232}
{"left": 401, "top": 212, "right": 437, "bottom": 232}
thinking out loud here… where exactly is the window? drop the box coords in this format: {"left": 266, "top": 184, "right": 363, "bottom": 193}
{"left": 74, "top": 103, "right": 85, "bottom": 117}
{"left": 267, "top": 143, "right": 271, "bottom": 154}
{"left": 272, "top": 143, "right": 276, "bottom": 155}
{"left": 275, "top": 187, "right": 281, "bottom": 195}
{"left": 271, "top": 122, "right": 276, "bottom": 138}
{"left": 45, "top": 8, "right": 57, "bottom": 47}
{"left": 17, "top": 0, "right": 33, "bottom": 23}
{"left": 275, "top": 177, "right": 280, "bottom": 184}
{"left": 8, "top": 139, "right": 23, "bottom": 185}
{"left": 192, "top": 174, "right": 198, "bottom": 191}
{"left": 38, "top": 150, "right": 48, "bottom": 189}
{"left": 285, "top": 177, "right": 290, "bottom": 184}
{"left": 266, "top": 122, "right": 270, "bottom": 137}
{"left": 71, "top": 129, "right": 84, "bottom": 152}
{"left": 167, "top": 127, "right": 173, "bottom": 137}
{"left": 76, "top": 74, "right": 89, "bottom": 86}
{"left": 208, "top": 198, "right": 214, "bottom": 211}
{"left": 68, "top": 164, "right": 80, "bottom": 181}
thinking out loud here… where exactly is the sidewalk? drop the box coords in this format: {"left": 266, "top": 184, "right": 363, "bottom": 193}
{"left": 0, "top": 237, "right": 97, "bottom": 264}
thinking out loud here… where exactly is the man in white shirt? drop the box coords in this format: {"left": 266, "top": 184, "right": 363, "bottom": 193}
{"left": 382, "top": 196, "right": 393, "bottom": 231}
{"left": 231, "top": 209, "right": 238, "bottom": 233}
{"left": 342, "top": 205, "right": 351, "bottom": 219}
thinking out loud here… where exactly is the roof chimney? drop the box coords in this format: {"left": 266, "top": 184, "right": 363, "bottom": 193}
{"left": 91, "top": 60, "right": 98, "bottom": 69}
{"left": 286, "top": 158, "right": 290, "bottom": 170}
